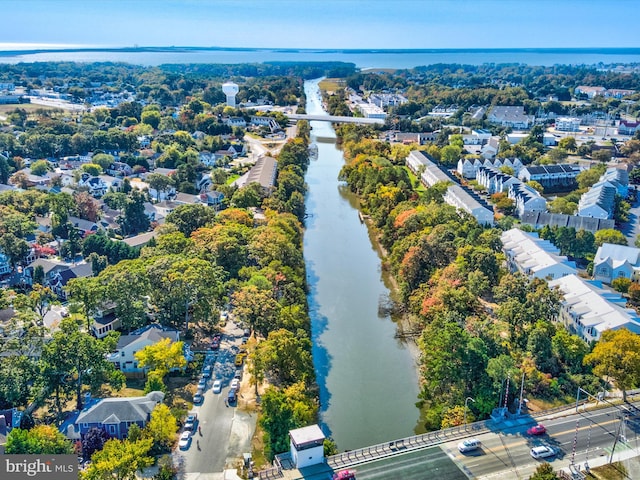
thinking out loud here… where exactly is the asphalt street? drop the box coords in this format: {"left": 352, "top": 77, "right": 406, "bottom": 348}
{"left": 174, "top": 321, "right": 253, "bottom": 475}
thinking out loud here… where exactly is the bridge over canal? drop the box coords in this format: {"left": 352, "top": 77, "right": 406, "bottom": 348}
{"left": 288, "top": 113, "right": 385, "bottom": 125}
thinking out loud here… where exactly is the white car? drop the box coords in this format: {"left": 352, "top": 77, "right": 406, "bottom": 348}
{"left": 457, "top": 438, "right": 480, "bottom": 453}
{"left": 530, "top": 445, "right": 555, "bottom": 459}
{"left": 230, "top": 378, "right": 240, "bottom": 390}
{"left": 197, "top": 377, "right": 207, "bottom": 390}
{"left": 212, "top": 379, "right": 222, "bottom": 394}
{"left": 178, "top": 431, "right": 191, "bottom": 450}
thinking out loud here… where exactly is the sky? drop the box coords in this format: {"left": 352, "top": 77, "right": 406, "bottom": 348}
{"left": 1, "top": 0, "right": 639, "bottom": 50}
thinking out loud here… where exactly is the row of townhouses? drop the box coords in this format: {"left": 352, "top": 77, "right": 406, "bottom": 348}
{"left": 501, "top": 228, "right": 640, "bottom": 343}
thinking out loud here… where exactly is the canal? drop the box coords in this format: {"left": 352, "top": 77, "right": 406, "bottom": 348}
{"left": 303, "top": 78, "right": 420, "bottom": 451}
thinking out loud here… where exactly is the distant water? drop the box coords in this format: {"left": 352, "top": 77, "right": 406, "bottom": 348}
{"left": 1, "top": 47, "right": 640, "bottom": 68}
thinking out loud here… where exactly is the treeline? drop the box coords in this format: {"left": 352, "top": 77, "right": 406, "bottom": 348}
{"left": 337, "top": 130, "right": 601, "bottom": 430}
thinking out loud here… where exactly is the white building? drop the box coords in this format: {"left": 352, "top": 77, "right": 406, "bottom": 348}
{"left": 549, "top": 274, "right": 640, "bottom": 342}
{"left": 289, "top": 425, "right": 325, "bottom": 469}
{"left": 555, "top": 117, "right": 581, "bottom": 132}
{"left": 409, "top": 150, "right": 494, "bottom": 226}
{"left": 487, "top": 106, "right": 534, "bottom": 129}
{"left": 593, "top": 243, "right": 640, "bottom": 284}
{"left": 501, "top": 228, "right": 577, "bottom": 280}
{"left": 357, "top": 103, "right": 387, "bottom": 120}
{"left": 107, "top": 324, "right": 182, "bottom": 374}
{"left": 577, "top": 167, "right": 628, "bottom": 219}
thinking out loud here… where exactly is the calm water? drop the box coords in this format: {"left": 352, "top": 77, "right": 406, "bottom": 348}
{"left": 2, "top": 49, "right": 640, "bottom": 69}
{"left": 303, "top": 79, "right": 419, "bottom": 451}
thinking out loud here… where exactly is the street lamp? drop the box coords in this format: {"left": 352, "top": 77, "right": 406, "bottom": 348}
{"left": 464, "top": 397, "right": 475, "bottom": 429}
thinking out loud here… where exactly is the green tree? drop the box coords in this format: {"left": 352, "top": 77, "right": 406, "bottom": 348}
{"left": 251, "top": 329, "right": 314, "bottom": 387}
{"left": 83, "top": 437, "right": 154, "bottom": 480}
{"left": 141, "top": 110, "right": 161, "bottom": 129}
{"left": 30, "top": 159, "right": 50, "bottom": 176}
{"left": 81, "top": 163, "right": 103, "bottom": 176}
{"left": 529, "top": 462, "right": 559, "bottom": 480}
{"left": 584, "top": 328, "right": 640, "bottom": 401}
{"left": 165, "top": 204, "right": 216, "bottom": 237}
{"left": 135, "top": 338, "right": 186, "bottom": 380}
{"left": 40, "top": 317, "right": 125, "bottom": 412}
{"left": 595, "top": 229, "right": 627, "bottom": 246}
{"left": 91, "top": 153, "right": 115, "bottom": 170}
{"left": 145, "top": 173, "right": 175, "bottom": 202}
{"left": 612, "top": 277, "right": 631, "bottom": 293}
{"left": 558, "top": 137, "right": 577, "bottom": 152}
{"left": 576, "top": 163, "right": 606, "bottom": 189}
{"left": 143, "top": 403, "right": 178, "bottom": 453}
{"left": 119, "top": 189, "right": 150, "bottom": 235}
{"left": 5, "top": 425, "right": 73, "bottom": 454}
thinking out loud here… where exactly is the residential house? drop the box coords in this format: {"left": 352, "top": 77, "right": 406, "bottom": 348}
{"left": 549, "top": 274, "right": 640, "bottom": 343}
{"left": 458, "top": 157, "right": 523, "bottom": 179}
{"left": 24, "top": 259, "right": 92, "bottom": 299}
{"left": 481, "top": 137, "right": 501, "bottom": 159}
{"left": 619, "top": 120, "right": 640, "bottom": 136}
{"left": 198, "top": 191, "right": 225, "bottom": 209}
{"left": 224, "top": 117, "right": 247, "bottom": 128}
{"left": 593, "top": 243, "right": 640, "bottom": 284}
{"left": 519, "top": 211, "right": 615, "bottom": 234}
{"left": 91, "top": 304, "right": 122, "bottom": 339}
{"left": 77, "top": 173, "right": 108, "bottom": 198}
{"left": 555, "top": 117, "right": 581, "bottom": 132}
{"left": 408, "top": 151, "right": 494, "bottom": 226}
{"left": 74, "top": 391, "right": 164, "bottom": 440}
{"left": 121, "top": 231, "right": 158, "bottom": 249}
{"left": 508, "top": 181, "right": 547, "bottom": 217}
{"left": 0, "top": 253, "right": 10, "bottom": 276}
{"left": 107, "top": 162, "right": 133, "bottom": 177}
{"left": 107, "top": 324, "right": 181, "bottom": 374}
{"left": 487, "top": 106, "right": 534, "bottom": 129}
{"left": 575, "top": 86, "right": 607, "bottom": 99}
{"left": 501, "top": 228, "right": 577, "bottom": 281}
{"left": 517, "top": 164, "right": 581, "bottom": 191}
{"left": 578, "top": 167, "right": 628, "bottom": 219}
{"left": 250, "top": 115, "right": 280, "bottom": 132}
{"left": 231, "top": 156, "right": 278, "bottom": 192}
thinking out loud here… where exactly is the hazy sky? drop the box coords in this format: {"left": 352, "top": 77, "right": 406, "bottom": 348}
{"left": 2, "top": 0, "right": 639, "bottom": 50}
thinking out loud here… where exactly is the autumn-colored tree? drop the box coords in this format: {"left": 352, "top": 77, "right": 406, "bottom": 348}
{"left": 5, "top": 425, "right": 73, "bottom": 454}
{"left": 584, "top": 328, "right": 640, "bottom": 401}
{"left": 134, "top": 337, "right": 186, "bottom": 380}
{"left": 143, "top": 403, "right": 178, "bottom": 453}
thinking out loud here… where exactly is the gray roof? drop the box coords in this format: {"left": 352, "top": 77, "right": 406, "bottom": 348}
{"left": 116, "top": 324, "right": 179, "bottom": 350}
{"left": 76, "top": 391, "right": 164, "bottom": 425}
{"left": 520, "top": 211, "right": 615, "bottom": 233}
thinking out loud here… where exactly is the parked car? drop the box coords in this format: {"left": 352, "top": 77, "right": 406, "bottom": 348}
{"left": 234, "top": 354, "right": 245, "bottom": 366}
{"left": 198, "top": 377, "right": 207, "bottom": 390}
{"left": 193, "top": 389, "right": 204, "bottom": 405}
{"left": 234, "top": 370, "right": 242, "bottom": 380}
{"left": 527, "top": 424, "right": 547, "bottom": 436}
{"left": 212, "top": 379, "right": 222, "bottom": 394}
{"left": 231, "top": 378, "right": 240, "bottom": 390}
{"left": 228, "top": 388, "right": 237, "bottom": 404}
{"left": 178, "top": 431, "right": 192, "bottom": 450}
{"left": 243, "top": 328, "right": 251, "bottom": 337}
{"left": 211, "top": 338, "right": 220, "bottom": 350}
{"left": 184, "top": 413, "right": 197, "bottom": 433}
{"left": 530, "top": 445, "right": 555, "bottom": 459}
{"left": 457, "top": 438, "right": 481, "bottom": 453}
{"left": 203, "top": 365, "right": 212, "bottom": 378}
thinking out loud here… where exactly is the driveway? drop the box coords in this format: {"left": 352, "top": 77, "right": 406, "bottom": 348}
{"left": 174, "top": 321, "right": 256, "bottom": 477}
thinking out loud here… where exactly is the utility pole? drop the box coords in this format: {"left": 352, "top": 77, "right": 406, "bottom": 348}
{"left": 609, "top": 414, "right": 626, "bottom": 464}
{"left": 517, "top": 372, "right": 525, "bottom": 415}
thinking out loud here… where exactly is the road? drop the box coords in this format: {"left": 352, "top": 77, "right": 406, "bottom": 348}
{"left": 446, "top": 405, "right": 639, "bottom": 479}
{"left": 174, "top": 321, "right": 255, "bottom": 476}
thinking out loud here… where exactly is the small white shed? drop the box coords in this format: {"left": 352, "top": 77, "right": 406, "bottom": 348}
{"left": 289, "top": 424, "right": 325, "bottom": 469}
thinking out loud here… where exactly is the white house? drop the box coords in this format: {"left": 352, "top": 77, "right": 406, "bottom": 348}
{"left": 593, "top": 243, "right": 640, "bottom": 284}
{"left": 107, "top": 324, "right": 181, "bottom": 374}
{"left": 556, "top": 117, "right": 581, "bottom": 132}
{"left": 501, "top": 228, "right": 577, "bottom": 281}
{"left": 487, "top": 106, "right": 534, "bottom": 129}
{"left": 289, "top": 425, "right": 325, "bottom": 469}
{"left": 549, "top": 274, "right": 640, "bottom": 343}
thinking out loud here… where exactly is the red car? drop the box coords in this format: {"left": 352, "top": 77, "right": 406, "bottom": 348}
{"left": 333, "top": 471, "right": 356, "bottom": 480}
{"left": 527, "top": 424, "right": 546, "bottom": 435}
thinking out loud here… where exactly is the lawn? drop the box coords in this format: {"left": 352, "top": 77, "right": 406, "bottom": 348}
{"left": 319, "top": 78, "right": 345, "bottom": 93}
